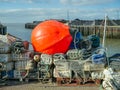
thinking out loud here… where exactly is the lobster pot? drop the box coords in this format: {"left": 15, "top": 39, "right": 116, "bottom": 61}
{"left": 3, "top": 62, "right": 14, "bottom": 71}
{"left": 53, "top": 53, "right": 66, "bottom": 62}
{"left": 69, "top": 60, "right": 84, "bottom": 78}
{"left": 41, "top": 54, "right": 52, "bottom": 64}
{"left": 0, "top": 54, "right": 11, "bottom": 63}
{"left": 15, "top": 60, "right": 29, "bottom": 70}
{"left": 70, "top": 60, "right": 83, "bottom": 70}
{"left": 83, "top": 61, "right": 104, "bottom": 71}
{"left": 54, "top": 60, "right": 69, "bottom": 71}
{"left": 54, "top": 60, "right": 71, "bottom": 78}
{"left": 54, "top": 69, "right": 71, "bottom": 78}
{"left": 12, "top": 51, "right": 31, "bottom": 61}
{"left": 110, "top": 61, "right": 120, "bottom": 71}
{"left": 66, "top": 49, "right": 84, "bottom": 60}
{"left": 38, "top": 62, "right": 49, "bottom": 71}
{"left": 38, "top": 63, "right": 50, "bottom": 79}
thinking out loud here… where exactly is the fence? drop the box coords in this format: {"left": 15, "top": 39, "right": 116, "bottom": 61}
{"left": 70, "top": 25, "right": 120, "bottom": 39}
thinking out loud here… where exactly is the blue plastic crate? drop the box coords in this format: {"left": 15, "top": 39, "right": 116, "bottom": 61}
{"left": 1, "top": 70, "right": 14, "bottom": 78}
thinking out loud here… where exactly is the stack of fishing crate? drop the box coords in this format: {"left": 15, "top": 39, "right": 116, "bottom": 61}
{"left": 37, "top": 54, "right": 52, "bottom": 82}
{"left": 66, "top": 49, "right": 84, "bottom": 78}
{"left": 0, "top": 34, "right": 33, "bottom": 80}
{"left": 53, "top": 53, "right": 72, "bottom": 84}
{"left": 12, "top": 51, "right": 32, "bottom": 80}
{"left": 0, "top": 35, "right": 14, "bottom": 79}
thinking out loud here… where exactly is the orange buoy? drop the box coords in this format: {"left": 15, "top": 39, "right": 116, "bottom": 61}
{"left": 31, "top": 20, "right": 72, "bottom": 54}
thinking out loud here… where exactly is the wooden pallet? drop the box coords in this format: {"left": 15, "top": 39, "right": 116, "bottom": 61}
{"left": 56, "top": 77, "right": 101, "bottom": 86}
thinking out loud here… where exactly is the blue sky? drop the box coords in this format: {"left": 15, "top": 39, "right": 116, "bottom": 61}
{"left": 0, "top": 0, "right": 120, "bottom": 23}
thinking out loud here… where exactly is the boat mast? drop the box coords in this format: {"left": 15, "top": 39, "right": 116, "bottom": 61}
{"left": 67, "top": 9, "right": 69, "bottom": 22}
{"left": 102, "top": 14, "right": 107, "bottom": 47}
{"left": 103, "top": 14, "right": 110, "bottom": 66}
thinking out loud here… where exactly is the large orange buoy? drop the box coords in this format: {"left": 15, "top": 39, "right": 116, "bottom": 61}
{"left": 31, "top": 20, "right": 72, "bottom": 54}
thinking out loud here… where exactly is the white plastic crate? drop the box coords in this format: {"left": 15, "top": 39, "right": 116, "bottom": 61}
{"left": 54, "top": 69, "right": 71, "bottom": 78}
{"left": 84, "top": 62, "right": 104, "bottom": 71}
{"left": 3, "top": 62, "right": 14, "bottom": 71}
{"left": 15, "top": 60, "right": 29, "bottom": 70}
{"left": 0, "top": 46, "right": 10, "bottom": 54}
{"left": 0, "top": 35, "right": 9, "bottom": 44}
{"left": 0, "top": 36, "right": 10, "bottom": 54}
{"left": 70, "top": 60, "right": 83, "bottom": 71}
{"left": 54, "top": 60, "right": 69, "bottom": 71}
{"left": 0, "top": 54, "right": 11, "bottom": 63}
{"left": 12, "top": 51, "right": 32, "bottom": 61}
{"left": 53, "top": 53, "right": 66, "bottom": 61}
{"left": 14, "top": 70, "right": 21, "bottom": 78}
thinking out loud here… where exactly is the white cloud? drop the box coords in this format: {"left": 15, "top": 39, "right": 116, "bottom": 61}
{"left": 0, "top": 7, "right": 119, "bottom": 23}
{"left": 60, "top": 0, "right": 114, "bottom": 6}
{"left": 0, "top": 0, "right": 16, "bottom": 3}
{"left": 0, "top": 0, "right": 115, "bottom": 6}
{"left": 0, "top": 0, "right": 52, "bottom": 3}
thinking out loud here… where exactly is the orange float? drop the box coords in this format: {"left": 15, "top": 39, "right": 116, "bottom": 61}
{"left": 31, "top": 20, "right": 72, "bottom": 54}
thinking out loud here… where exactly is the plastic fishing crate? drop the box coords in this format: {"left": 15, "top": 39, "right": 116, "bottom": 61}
{"left": 2, "top": 61, "right": 14, "bottom": 71}
{"left": 0, "top": 46, "right": 10, "bottom": 54}
{"left": 54, "top": 60, "right": 69, "bottom": 71}
{"left": 1, "top": 70, "right": 14, "bottom": 79}
{"left": 0, "top": 35, "right": 11, "bottom": 53}
{"left": 53, "top": 53, "right": 66, "bottom": 61}
{"left": 14, "top": 70, "right": 27, "bottom": 79}
{"left": 0, "top": 34, "right": 9, "bottom": 43}
{"left": 11, "top": 51, "right": 31, "bottom": 61}
{"left": 70, "top": 60, "right": 83, "bottom": 71}
{"left": 54, "top": 68, "right": 71, "bottom": 78}
{"left": 37, "top": 62, "right": 50, "bottom": 80}
{"left": 83, "top": 61, "right": 104, "bottom": 71}
{"left": 15, "top": 60, "right": 29, "bottom": 70}
{"left": 0, "top": 54, "right": 12, "bottom": 63}
{"left": 54, "top": 60, "right": 71, "bottom": 78}
{"left": 38, "top": 63, "right": 49, "bottom": 71}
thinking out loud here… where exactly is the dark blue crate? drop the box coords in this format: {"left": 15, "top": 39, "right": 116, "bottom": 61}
{"left": 1, "top": 70, "right": 14, "bottom": 78}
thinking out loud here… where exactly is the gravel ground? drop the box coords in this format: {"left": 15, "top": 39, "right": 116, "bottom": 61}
{"left": 0, "top": 80, "right": 102, "bottom": 90}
